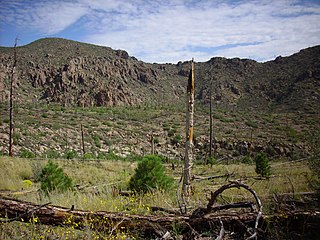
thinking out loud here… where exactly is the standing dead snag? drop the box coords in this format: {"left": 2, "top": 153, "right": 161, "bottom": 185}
{"left": 9, "top": 38, "right": 18, "bottom": 157}
{"left": 80, "top": 123, "right": 85, "bottom": 155}
{"left": 208, "top": 86, "right": 213, "bottom": 162}
{"left": 182, "top": 59, "right": 195, "bottom": 203}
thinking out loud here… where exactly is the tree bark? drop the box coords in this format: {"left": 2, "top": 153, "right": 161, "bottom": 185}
{"left": 182, "top": 59, "right": 195, "bottom": 200}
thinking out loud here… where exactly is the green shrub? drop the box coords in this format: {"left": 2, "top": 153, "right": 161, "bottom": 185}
{"left": 245, "top": 120, "right": 258, "bottom": 128}
{"left": 255, "top": 153, "right": 271, "bottom": 177}
{"left": 93, "top": 134, "right": 101, "bottom": 148}
{"left": 162, "top": 123, "right": 170, "bottom": 131}
{"left": 168, "top": 129, "right": 176, "bottom": 137}
{"left": 39, "top": 160, "right": 74, "bottom": 194}
{"left": 129, "top": 155, "right": 174, "bottom": 193}
{"left": 241, "top": 156, "right": 253, "bottom": 164}
{"left": 82, "top": 152, "right": 95, "bottom": 160}
{"left": 13, "top": 132, "right": 21, "bottom": 145}
{"left": 207, "top": 156, "right": 217, "bottom": 166}
{"left": 171, "top": 134, "right": 182, "bottom": 145}
{"left": 64, "top": 150, "right": 77, "bottom": 159}
{"left": 19, "top": 149, "right": 35, "bottom": 158}
{"left": 44, "top": 150, "right": 61, "bottom": 159}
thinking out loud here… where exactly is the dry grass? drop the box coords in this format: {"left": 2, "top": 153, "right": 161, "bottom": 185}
{"left": 0, "top": 156, "right": 316, "bottom": 239}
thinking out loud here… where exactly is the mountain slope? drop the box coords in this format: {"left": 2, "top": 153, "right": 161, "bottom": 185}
{"left": 0, "top": 38, "right": 319, "bottom": 113}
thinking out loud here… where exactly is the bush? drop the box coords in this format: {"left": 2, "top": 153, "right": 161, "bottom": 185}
{"left": 44, "top": 150, "right": 61, "bottom": 159}
{"left": 255, "top": 153, "right": 271, "bottom": 177}
{"left": 93, "top": 134, "right": 101, "bottom": 148}
{"left": 129, "top": 155, "right": 174, "bottom": 193}
{"left": 171, "top": 134, "right": 182, "bottom": 145}
{"left": 39, "top": 160, "right": 74, "bottom": 194}
{"left": 82, "top": 152, "right": 95, "bottom": 160}
{"left": 241, "top": 156, "right": 253, "bottom": 164}
{"left": 64, "top": 150, "right": 77, "bottom": 159}
{"left": 19, "top": 149, "right": 35, "bottom": 158}
{"left": 207, "top": 156, "right": 217, "bottom": 166}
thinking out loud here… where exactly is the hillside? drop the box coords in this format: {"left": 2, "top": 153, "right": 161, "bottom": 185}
{"left": 1, "top": 38, "right": 319, "bottom": 112}
{"left": 0, "top": 38, "right": 319, "bottom": 159}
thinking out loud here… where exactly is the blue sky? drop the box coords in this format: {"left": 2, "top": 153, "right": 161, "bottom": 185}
{"left": 0, "top": 0, "right": 320, "bottom": 63}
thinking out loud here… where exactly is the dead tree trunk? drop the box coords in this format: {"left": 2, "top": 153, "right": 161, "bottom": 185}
{"left": 151, "top": 132, "right": 155, "bottom": 155}
{"left": 182, "top": 59, "right": 195, "bottom": 201}
{"left": 80, "top": 123, "right": 85, "bottom": 155}
{"left": 9, "top": 38, "right": 18, "bottom": 157}
{"left": 208, "top": 87, "right": 213, "bottom": 162}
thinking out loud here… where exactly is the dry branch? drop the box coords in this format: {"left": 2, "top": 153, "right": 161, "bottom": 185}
{"left": 0, "top": 197, "right": 319, "bottom": 238}
{"left": 192, "top": 172, "right": 234, "bottom": 181}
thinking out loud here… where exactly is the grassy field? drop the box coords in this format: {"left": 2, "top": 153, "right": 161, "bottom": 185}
{"left": 0, "top": 155, "right": 316, "bottom": 239}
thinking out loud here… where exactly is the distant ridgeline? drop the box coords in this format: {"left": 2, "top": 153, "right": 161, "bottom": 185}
{"left": 0, "top": 38, "right": 319, "bottom": 112}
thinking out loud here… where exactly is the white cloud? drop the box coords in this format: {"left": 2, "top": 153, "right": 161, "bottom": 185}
{"left": 1, "top": 0, "right": 320, "bottom": 63}
{"left": 83, "top": 0, "right": 320, "bottom": 63}
{"left": 0, "top": 0, "right": 88, "bottom": 34}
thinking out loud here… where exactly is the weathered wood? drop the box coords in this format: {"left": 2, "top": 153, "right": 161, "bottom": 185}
{"left": 192, "top": 172, "right": 234, "bottom": 181}
{"left": 0, "top": 197, "right": 319, "bottom": 238}
{"left": 182, "top": 59, "right": 195, "bottom": 205}
{"left": 0, "top": 197, "right": 188, "bottom": 231}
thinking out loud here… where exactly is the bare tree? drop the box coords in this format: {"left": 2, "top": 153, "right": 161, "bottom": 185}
{"left": 182, "top": 59, "right": 195, "bottom": 200}
{"left": 9, "top": 38, "right": 18, "bottom": 157}
{"left": 208, "top": 86, "right": 213, "bottom": 162}
{"left": 80, "top": 123, "right": 85, "bottom": 155}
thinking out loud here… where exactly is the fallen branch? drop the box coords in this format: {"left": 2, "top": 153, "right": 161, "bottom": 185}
{"left": 0, "top": 197, "right": 319, "bottom": 238}
{"left": 192, "top": 172, "right": 234, "bottom": 181}
{"left": 215, "top": 218, "right": 225, "bottom": 240}
{"left": 150, "top": 206, "right": 180, "bottom": 215}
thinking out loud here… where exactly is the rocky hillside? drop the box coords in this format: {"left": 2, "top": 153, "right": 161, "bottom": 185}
{"left": 196, "top": 46, "right": 320, "bottom": 113}
{"left": 0, "top": 38, "right": 319, "bottom": 159}
{"left": 1, "top": 38, "right": 319, "bottom": 113}
{"left": 0, "top": 38, "right": 186, "bottom": 107}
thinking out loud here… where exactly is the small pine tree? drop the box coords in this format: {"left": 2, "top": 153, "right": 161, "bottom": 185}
{"left": 39, "top": 160, "right": 74, "bottom": 194}
{"left": 129, "top": 155, "right": 174, "bottom": 193}
{"left": 255, "top": 153, "right": 271, "bottom": 177}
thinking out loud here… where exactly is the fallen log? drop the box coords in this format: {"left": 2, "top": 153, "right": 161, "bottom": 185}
{"left": 1, "top": 197, "right": 319, "bottom": 239}
{"left": 192, "top": 172, "right": 234, "bottom": 181}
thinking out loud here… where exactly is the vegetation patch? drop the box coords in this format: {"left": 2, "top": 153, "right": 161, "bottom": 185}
{"left": 129, "top": 155, "right": 174, "bottom": 193}
{"left": 39, "top": 160, "right": 74, "bottom": 194}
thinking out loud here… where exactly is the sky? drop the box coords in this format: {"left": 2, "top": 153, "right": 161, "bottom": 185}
{"left": 0, "top": 0, "right": 320, "bottom": 63}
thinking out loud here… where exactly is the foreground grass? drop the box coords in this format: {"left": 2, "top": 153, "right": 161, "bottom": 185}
{"left": 0, "top": 156, "right": 316, "bottom": 239}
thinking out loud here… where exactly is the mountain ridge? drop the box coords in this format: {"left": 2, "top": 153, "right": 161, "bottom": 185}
{"left": 0, "top": 38, "right": 319, "bottom": 113}
{"left": 0, "top": 38, "right": 319, "bottom": 159}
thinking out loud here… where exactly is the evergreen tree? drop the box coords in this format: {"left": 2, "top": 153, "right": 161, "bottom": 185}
{"left": 255, "top": 153, "right": 271, "bottom": 177}
{"left": 129, "top": 155, "right": 174, "bottom": 193}
{"left": 39, "top": 160, "right": 74, "bottom": 194}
